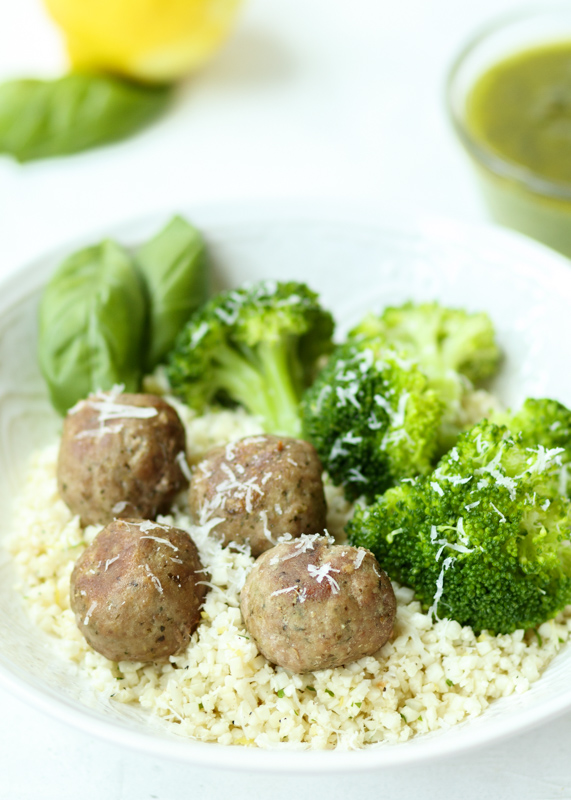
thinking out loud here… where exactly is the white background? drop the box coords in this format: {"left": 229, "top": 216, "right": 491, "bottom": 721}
{"left": 1, "top": 0, "right": 570, "bottom": 797}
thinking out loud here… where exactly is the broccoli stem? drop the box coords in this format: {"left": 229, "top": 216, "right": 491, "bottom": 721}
{"left": 213, "top": 341, "right": 302, "bottom": 437}
{"left": 212, "top": 345, "right": 277, "bottom": 425}
{"left": 255, "top": 338, "right": 303, "bottom": 437}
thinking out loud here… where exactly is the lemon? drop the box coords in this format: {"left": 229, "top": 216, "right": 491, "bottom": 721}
{"left": 43, "top": 0, "right": 242, "bottom": 83}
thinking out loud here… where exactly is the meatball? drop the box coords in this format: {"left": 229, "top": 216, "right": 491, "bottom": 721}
{"left": 70, "top": 518, "right": 207, "bottom": 662}
{"left": 58, "top": 390, "right": 188, "bottom": 526}
{"left": 240, "top": 535, "right": 396, "bottom": 672}
{"left": 189, "top": 435, "right": 327, "bottom": 557}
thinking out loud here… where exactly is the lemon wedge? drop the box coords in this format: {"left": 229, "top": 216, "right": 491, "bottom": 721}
{"left": 44, "top": 0, "right": 242, "bottom": 82}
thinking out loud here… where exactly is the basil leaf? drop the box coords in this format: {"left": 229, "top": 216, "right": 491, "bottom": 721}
{"left": 38, "top": 240, "right": 147, "bottom": 415}
{"left": 0, "top": 73, "right": 170, "bottom": 162}
{"left": 136, "top": 216, "right": 210, "bottom": 370}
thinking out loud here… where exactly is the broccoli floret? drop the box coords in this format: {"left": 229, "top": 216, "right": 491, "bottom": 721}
{"left": 350, "top": 302, "right": 501, "bottom": 451}
{"left": 347, "top": 419, "right": 571, "bottom": 633}
{"left": 166, "top": 280, "right": 334, "bottom": 437}
{"left": 301, "top": 339, "right": 444, "bottom": 502}
{"left": 494, "top": 398, "right": 571, "bottom": 494}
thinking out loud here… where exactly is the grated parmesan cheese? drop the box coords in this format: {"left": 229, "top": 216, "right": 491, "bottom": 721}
{"left": 176, "top": 451, "right": 192, "bottom": 482}
{"left": 259, "top": 510, "right": 276, "bottom": 544}
{"left": 140, "top": 535, "right": 179, "bottom": 551}
{"left": 8, "top": 407, "right": 571, "bottom": 751}
{"left": 307, "top": 562, "right": 341, "bottom": 595}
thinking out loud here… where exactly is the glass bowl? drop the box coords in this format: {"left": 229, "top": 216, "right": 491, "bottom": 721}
{"left": 447, "top": 6, "right": 571, "bottom": 258}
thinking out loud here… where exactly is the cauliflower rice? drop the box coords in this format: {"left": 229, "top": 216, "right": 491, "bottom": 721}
{"left": 8, "top": 405, "right": 571, "bottom": 750}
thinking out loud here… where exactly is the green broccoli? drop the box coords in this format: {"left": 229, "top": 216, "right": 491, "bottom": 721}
{"left": 301, "top": 339, "right": 444, "bottom": 502}
{"left": 349, "top": 302, "right": 501, "bottom": 452}
{"left": 493, "top": 398, "right": 571, "bottom": 495}
{"left": 165, "top": 280, "right": 334, "bottom": 437}
{"left": 347, "top": 419, "right": 571, "bottom": 634}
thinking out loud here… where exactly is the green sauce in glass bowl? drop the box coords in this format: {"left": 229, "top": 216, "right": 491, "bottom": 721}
{"left": 448, "top": 9, "right": 571, "bottom": 258}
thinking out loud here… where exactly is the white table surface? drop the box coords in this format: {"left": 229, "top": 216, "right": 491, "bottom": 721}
{"left": 2, "top": 0, "right": 571, "bottom": 797}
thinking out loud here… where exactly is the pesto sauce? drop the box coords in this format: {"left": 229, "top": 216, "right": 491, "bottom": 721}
{"left": 467, "top": 41, "right": 571, "bottom": 184}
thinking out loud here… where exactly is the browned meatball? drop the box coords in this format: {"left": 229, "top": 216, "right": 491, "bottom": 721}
{"left": 70, "top": 518, "right": 207, "bottom": 662}
{"left": 58, "top": 390, "right": 188, "bottom": 526}
{"left": 240, "top": 535, "right": 396, "bottom": 672}
{"left": 189, "top": 435, "right": 327, "bottom": 557}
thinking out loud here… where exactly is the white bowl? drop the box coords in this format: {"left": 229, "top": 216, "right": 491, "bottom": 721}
{"left": 1, "top": 204, "right": 570, "bottom": 773}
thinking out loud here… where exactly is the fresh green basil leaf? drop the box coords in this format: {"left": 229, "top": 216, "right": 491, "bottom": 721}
{"left": 136, "top": 216, "right": 210, "bottom": 370}
{"left": 38, "top": 240, "right": 147, "bottom": 415}
{"left": 0, "top": 73, "right": 171, "bottom": 162}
